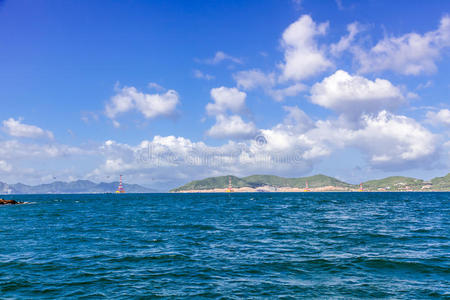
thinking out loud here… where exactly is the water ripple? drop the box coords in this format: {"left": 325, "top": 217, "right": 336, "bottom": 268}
{"left": 0, "top": 192, "right": 448, "bottom": 298}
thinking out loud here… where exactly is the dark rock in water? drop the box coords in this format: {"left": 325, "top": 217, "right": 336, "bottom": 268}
{"left": 0, "top": 199, "right": 24, "bottom": 205}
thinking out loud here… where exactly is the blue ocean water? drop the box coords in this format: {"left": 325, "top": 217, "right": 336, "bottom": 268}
{"left": 0, "top": 192, "right": 449, "bottom": 299}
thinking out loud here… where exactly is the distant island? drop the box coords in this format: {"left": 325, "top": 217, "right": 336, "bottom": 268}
{"left": 1, "top": 174, "right": 449, "bottom": 194}
{"left": 0, "top": 180, "right": 155, "bottom": 195}
{"left": 171, "top": 174, "right": 450, "bottom": 193}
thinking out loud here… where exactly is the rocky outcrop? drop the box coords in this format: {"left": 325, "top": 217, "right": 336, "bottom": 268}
{"left": 0, "top": 199, "right": 23, "bottom": 205}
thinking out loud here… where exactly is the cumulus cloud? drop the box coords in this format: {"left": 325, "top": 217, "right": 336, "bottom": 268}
{"left": 258, "top": 128, "right": 330, "bottom": 161}
{"left": 232, "top": 15, "right": 333, "bottom": 100}
{"left": 197, "top": 51, "right": 242, "bottom": 65}
{"left": 90, "top": 107, "right": 330, "bottom": 187}
{"left": 205, "top": 87, "right": 256, "bottom": 140}
{"left": 310, "top": 70, "right": 405, "bottom": 118}
{"left": 105, "top": 85, "right": 179, "bottom": 124}
{"left": 352, "top": 111, "right": 437, "bottom": 168}
{"left": 87, "top": 107, "right": 338, "bottom": 187}
{"left": 87, "top": 104, "right": 441, "bottom": 189}
{"left": 206, "top": 115, "right": 258, "bottom": 140}
{"left": 310, "top": 111, "right": 437, "bottom": 169}
{"left": 206, "top": 87, "right": 247, "bottom": 116}
{"left": 355, "top": 15, "right": 450, "bottom": 75}
{"left": 2, "top": 118, "right": 54, "bottom": 139}
{"left": 279, "top": 15, "right": 332, "bottom": 81}
{"left": 426, "top": 109, "right": 450, "bottom": 126}
{"left": 90, "top": 131, "right": 326, "bottom": 189}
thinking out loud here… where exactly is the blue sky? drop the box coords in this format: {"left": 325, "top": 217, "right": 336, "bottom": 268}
{"left": 0, "top": 0, "right": 449, "bottom": 190}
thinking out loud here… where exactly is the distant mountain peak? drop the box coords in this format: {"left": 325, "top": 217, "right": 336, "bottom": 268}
{"left": 0, "top": 180, "right": 155, "bottom": 194}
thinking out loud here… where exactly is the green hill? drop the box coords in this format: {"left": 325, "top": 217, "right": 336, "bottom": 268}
{"left": 431, "top": 173, "right": 450, "bottom": 190}
{"left": 171, "top": 174, "right": 355, "bottom": 192}
{"left": 362, "top": 176, "right": 424, "bottom": 191}
{"left": 242, "top": 174, "right": 353, "bottom": 188}
{"left": 171, "top": 175, "right": 248, "bottom": 191}
{"left": 172, "top": 173, "right": 450, "bottom": 192}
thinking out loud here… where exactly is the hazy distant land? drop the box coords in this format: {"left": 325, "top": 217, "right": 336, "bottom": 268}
{"left": 0, "top": 180, "right": 155, "bottom": 195}
{"left": 171, "top": 174, "right": 450, "bottom": 193}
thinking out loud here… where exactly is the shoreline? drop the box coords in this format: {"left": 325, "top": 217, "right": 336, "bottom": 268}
{"left": 172, "top": 191, "right": 448, "bottom": 193}
{"left": 171, "top": 185, "right": 448, "bottom": 193}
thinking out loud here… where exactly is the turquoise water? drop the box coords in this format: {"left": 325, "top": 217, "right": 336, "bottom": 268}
{"left": 0, "top": 192, "right": 449, "bottom": 298}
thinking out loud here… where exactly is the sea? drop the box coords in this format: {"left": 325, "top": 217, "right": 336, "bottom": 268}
{"left": 0, "top": 192, "right": 448, "bottom": 299}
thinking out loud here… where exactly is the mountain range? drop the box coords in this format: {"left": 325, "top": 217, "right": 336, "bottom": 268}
{"left": 0, "top": 180, "right": 155, "bottom": 194}
{"left": 171, "top": 174, "right": 450, "bottom": 192}
{"left": 1, "top": 173, "right": 449, "bottom": 194}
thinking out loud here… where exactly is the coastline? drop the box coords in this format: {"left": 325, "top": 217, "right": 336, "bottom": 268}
{"left": 171, "top": 186, "right": 448, "bottom": 193}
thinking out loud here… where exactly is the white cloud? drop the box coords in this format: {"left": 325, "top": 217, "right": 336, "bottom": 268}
{"left": 90, "top": 131, "right": 326, "bottom": 189}
{"left": 88, "top": 107, "right": 336, "bottom": 186}
{"left": 279, "top": 15, "right": 332, "bottom": 81}
{"left": 355, "top": 16, "right": 450, "bottom": 75}
{"left": 2, "top": 118, "right": 54, "bottom": 139}
{"left": 0, "top": 140, "right": 90, "bottom": 160}
{"left": 0, "top": 139, "right": 96, "bottom": 185}
{"left": 197, "top": 51, "right": 242, "bottom": 65}
{"left": 205, "top": 87, "right": 257, "bottom": 140}
{"left": 233, "top": 69, "right": 306, "bottom": 101}
{"left": 0, "top": 160, "right": 12, "bottom": 172}
{"left": 443, "top": 141, "right": 450, "bottom": 168}
{"left": 310, "top": 70, "right": 405, "bottom": 117}
{"left": 207, "top": 115, "right": 258, "bottom": 139}
{"left": 353, "top": 111, "right": 437, "bottom": 167}
{"left": 269, "top": 83, "right": 307, "bottom": 102}
{"left": 330, "top": 22, "right": 363, "bottom": 55}
{"left": 275, "top": 106, "right": 314, "bottom": 133}
{"left": 232, "top": 15, "right": 332, "bottom": 100}
{"left": 416, "top": 80, "right": 433, "bottom": 90}
{"left": 310, "top": 111, "right": 437, "bottom": 169}
{"left": 206, "top": 87, "right": 247, "bottom": 116}
{"left": 426, "top": 109, "right": 450, "bottom": 126}
{"left": 87, "top": 106, "right": 441, "bottom": 189}
{"left": 193, "top": 70, "right": 214, "bottom": 80}
{"left": 234, "top": 69, "right": 275, "bottom": 90}
{"left": 406, "top": 92, "right": 419, "bottom": 100}
{"left": 105, "top": 85, "right": 179, "bottom": 121}
{"left": 112, "top": 120, "right": 121, "bottom": 128}
{"left": 148, "top": 82, "right": 165, "bottom": 91}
